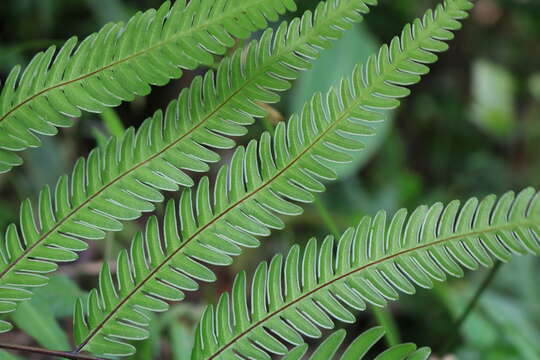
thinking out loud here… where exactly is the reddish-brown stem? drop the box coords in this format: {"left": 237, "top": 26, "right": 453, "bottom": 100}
{"left": 0, "top": 342, "right": 103, "bottom": 360}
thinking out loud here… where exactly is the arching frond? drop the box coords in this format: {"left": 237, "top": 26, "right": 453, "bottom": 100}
{"left": 0, "top": 0, "right": 378, "bottom": 335}
{"left": 194, "top": 188, "right": 540, "bottom": 359}
{"left": 283, "top": 327, "right": 431, "bottom": 360}
{"left": 73, "top": 1, "right": 473, "bottom": 356}
{"left": 0, "top": 0, "right": 298, "bottom": 174}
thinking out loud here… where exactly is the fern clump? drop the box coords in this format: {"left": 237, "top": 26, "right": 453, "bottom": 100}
{"left": 194, "top": 188, "right": 539, "bottom": 359}
{"left": 69, "top": 1, "right": 474, "bottom": 356}
{"left": 0, "top": 0, "right": 537, "bottom": 359}
{"left": 0, "top": 0, "right": 377, "bottom": 337}
{"left": 0, "top": 0, "right": 297, "bottom": 174}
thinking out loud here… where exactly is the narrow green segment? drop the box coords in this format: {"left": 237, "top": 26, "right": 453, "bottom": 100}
{"left": 0, "top": 0, "right": 297, "bottom": 174}
{"left": 195, "top": 188, "right": 540, "bottom": 359}
{"left": 74, "top": 0, "right": 472, "bottom": 357}
{"left": 282, "top": 327, "right": 431, "bottom": 360}
{"left": 0, "top": 0, "right": 378, "bottom": 343}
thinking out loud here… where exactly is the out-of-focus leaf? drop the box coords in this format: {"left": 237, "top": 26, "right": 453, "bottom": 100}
{"left": 0, "top": 203, "right": 14, "bottom": 229}
{"left": 24, "top": 137, "right": 69, "bottom": 192}
{"left": 12, "top": 302, "right": 69, "bottom": 351}
{"left": 169, "top": 322, "right": 194, "bottom": 360}
{"left": 434, "top": 255, "right": 540, "bottom": 359}
{"left": 0, "top": 350, "right": 22, "bottom": 360}
{"left": 84, "top": 0, "right": 131, "bottom": 24}
{"left": 481, "top": 294, "right": 540, "bottom": 360}
{"left": 496, "top": 257, "right": 540, "bottom": 319}
{"left": 31, "top": 275, "right": 83, "bottom": 318}
{"left": 91, "top": 127, "right": 109, "bottom": 149}
{"left": 529, "top": 73, "right": 540, "bottom": 102}
{"left": 471, "top": 59, "right": 516, "bottom": 138}
{"left": 99, "top": 108, "right": 125, "bottom": 137}
{"left": 290, "top": 23, "right": 391, "bottom": 178}
{"left": 158, "top": 304, "right": 203, "bottom": 328}
{"left": 133, "top": 313, "right": 159, "bottom": 360}
{"left": 10, "top": 275, "right": 82, "bottom": 351}
{"left": 92, "top": 108, "right": 125, "bottom": 148}
{"left": 461, "top": 312, "right": 498, "bottom": 349}
{"left": 0, "top": 350, "right": 21, "bottom": 360}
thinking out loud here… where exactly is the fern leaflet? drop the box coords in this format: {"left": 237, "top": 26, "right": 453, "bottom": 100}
{"left": 0, "top": 0, "right": 377, "bottom": 336}
{"left": 73, "top": 0, "right": 472, "bottom": 356}
{"left": 0, "top": 0, "right": 297, "bottom": 174}
{"left": 193, "top": 188, "right": 540, "bottom": 359}
{"left": 283, "top": 327, "right": 430, "bottom": 360}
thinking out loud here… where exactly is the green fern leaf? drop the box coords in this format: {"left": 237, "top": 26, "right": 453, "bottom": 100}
{"left": 0, "top": 0, "right": 378, "bottom": 338}
{"left": 72, "top": 0, "right": 472, "bottom": 356}
{"left": 0, "top": 0, "right": 298, "bottom": 174}
{"left": 282, "top": 327, "right": 430, "bottom": 360}
{"left": 193, "top": 188, "right": 540, "bottom": 359}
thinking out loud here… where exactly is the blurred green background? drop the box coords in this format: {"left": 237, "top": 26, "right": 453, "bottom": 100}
{"left": 0, "top": 0, "right": 539, "bottom": 359}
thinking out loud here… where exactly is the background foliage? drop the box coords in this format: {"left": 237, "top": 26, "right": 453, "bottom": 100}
{"left": 0, "top": 0, "right": 539, "bottom": 358}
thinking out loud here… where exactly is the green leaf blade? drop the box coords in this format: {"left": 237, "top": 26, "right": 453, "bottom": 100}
{"left": 73, "top": 0, "right": 474, "bottom": 357}
{"left": 0, "top": 0, "right": 298, "bottom": 174}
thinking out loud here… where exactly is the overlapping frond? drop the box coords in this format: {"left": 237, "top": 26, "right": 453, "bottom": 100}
{"left": 0, "top": 0, "right": 378, "bottom": 336}
{"left": 283, "top": 327, "right": 430, "bottom": 360}
{"left": 0, "top": 0, "right": 298, "bottom": 174}
{"left": 194, "top": 188, "right": 540, "bottom": 359}
{"left": 72, "top": 1, "right": 473, "bottom": 356}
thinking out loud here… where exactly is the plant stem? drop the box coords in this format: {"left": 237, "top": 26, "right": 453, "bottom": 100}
{"left": 313, "top": 198, "right": 341, "bottom": 239}
{"left": 312, "top": 197, "right": 401, "bottom": 346}
{"left": 261, "top": 115, "right": 275, "bottom": 134}
{"left": 441, "top": 261, "right": 503, "bottom": 354}
{"left": 372, "top": 307, "right": 400, "bottom": 346}
{"left": 0, "top": 343, "right": 103, "bottom": 360}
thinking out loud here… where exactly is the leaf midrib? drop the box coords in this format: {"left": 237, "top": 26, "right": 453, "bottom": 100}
{"left": 207, "top": 4, "right": 469, "bottom": 358}
{"left": 0, "top": 0, "right": 316, "bottom": 283}
{"left": 78, "top": 3, "right": 404, "bottom": 350}
{"left": 0, "top": 0, "right": 267, "bottom": 125}
{"left": 208, "top": 218, "right": 538, "bottom": 359}
{"left": 29, "top": 0, "right": 369, "bottom": 350}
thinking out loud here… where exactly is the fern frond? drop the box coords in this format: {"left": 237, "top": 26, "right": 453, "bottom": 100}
{"left": 0, "top": 0, "right": 378, "bottom": 336}
{"left": 194, "top": 188, "right": 540, "bottom": 359}
{"left": 0, "top": 0, "right": 298, "bottom": 174}
{"left": 73, "top": 1, "right": 472, "bottom": 356}
{"left": 283, "top": 327, "right": 430, "bottom": 360}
